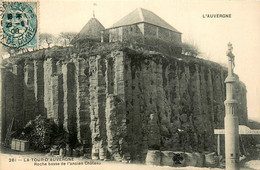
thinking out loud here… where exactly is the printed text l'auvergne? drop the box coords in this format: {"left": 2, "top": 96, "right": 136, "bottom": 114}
{"left": 202, "top": 14, "right": 232, "bottom": 18}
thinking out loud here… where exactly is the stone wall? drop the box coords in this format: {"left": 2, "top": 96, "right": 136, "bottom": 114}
{"left": 143, "top": 23, "right": 181, "bottom": 44}
{"left": 109, "top": 23, "right": 181, "bottom": 45}
{"left": 1, "top": 47, "right": 248, "bottom": 161}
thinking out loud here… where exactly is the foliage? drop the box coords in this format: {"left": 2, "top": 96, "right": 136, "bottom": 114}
{"left": 59, "top": 32, "right": 77, "bottom": 46}
{"left": 18, "top": 115, "right": 58, "bottom": 151}
{"left": 17, "top": 115, "right": 78, "bottom": 151}
{"left": 1, "top": 46, "right": 30, "bottom": 57}
{"left": 121, "top": 34, "right": 182, "bottom": 56}
{"left": 181, "top": 42, "right": 200, "bottom": 57}
{"left": 39, "top": 33, "right": 56, "bottom": 48}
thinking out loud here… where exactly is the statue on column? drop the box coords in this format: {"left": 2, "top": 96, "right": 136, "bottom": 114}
{"left": 226, "top": 42, "right": 235, "bottom": 71}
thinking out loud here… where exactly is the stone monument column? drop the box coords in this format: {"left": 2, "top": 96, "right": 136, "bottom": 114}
{"left": 224, "top": 43, "right": 239, "bottom": 170}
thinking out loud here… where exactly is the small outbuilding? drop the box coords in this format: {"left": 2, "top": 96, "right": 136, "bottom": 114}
{"left": 105, "top": 8, "right": 182, "bottom": 46}
{"left": 71, "top": 17, "right": 105, "bottom": 45}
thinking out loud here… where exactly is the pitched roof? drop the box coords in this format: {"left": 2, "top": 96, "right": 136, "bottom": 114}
{"left": 111, "top": 8, "right": 181, "bottom": 33}
{"left": 73, "top": 18, "right": 105, "bottom": 43}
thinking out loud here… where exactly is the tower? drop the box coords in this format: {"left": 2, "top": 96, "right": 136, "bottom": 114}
{"left": 224, "top": 43, "right": 239, "bottom": 170}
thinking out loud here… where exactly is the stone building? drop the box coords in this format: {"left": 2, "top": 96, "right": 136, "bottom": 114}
{"left": 104, "top": 8, "right": 182, "bottom": 45}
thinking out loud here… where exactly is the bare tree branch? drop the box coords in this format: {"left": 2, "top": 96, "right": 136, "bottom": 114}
{"left": 39, "top": 33, "right": 55, "bottom": 48}
{"left": 59, "top": 32, "right": 77, "bottom": 46}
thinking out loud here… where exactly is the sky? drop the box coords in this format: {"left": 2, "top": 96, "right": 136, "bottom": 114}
{"left": 39, "top": 0, "right": 259, "bottom": 121}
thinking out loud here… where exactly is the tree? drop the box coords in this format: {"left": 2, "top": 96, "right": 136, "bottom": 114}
{"left": 181, "top": 42, "right": 200, "bottom": 57}
{"left": 0, "top": 46, "right": 25, "bottom": 57}
{"left": 39, "top": 33, "right": 55, "bottom": 48}
{"left": 59, "top": 32, "right": 77, "bottom": 46}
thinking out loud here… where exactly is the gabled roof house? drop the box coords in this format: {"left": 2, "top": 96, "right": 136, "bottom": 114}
{"left": 106, "top": 8, "right": 182, "bottom": 45}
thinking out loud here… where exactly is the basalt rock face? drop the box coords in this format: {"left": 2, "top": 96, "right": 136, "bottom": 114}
{"left": 1, "top": 44, "right": 248, "bottom": 161}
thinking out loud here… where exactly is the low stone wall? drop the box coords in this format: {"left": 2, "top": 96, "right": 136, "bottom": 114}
{"left": 146, "top": 150, "right": 219, "bottom": 168}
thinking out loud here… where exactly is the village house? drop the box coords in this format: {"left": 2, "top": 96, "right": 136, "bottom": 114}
{"left": 104, "top": 8, "right": 182, "bottom": 45}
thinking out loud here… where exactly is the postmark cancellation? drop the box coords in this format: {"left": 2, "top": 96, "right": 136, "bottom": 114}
{"left": 0, "top": 0, "right": 39, "bottom": 48}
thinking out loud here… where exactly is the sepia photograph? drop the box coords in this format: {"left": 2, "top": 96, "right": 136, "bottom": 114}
{"left": 0, "top": 0, "right": 260, "bottom": 169}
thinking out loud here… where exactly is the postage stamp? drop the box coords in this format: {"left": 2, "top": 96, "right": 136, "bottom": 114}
{"left": 0, "top": 1, "right": 38, "bottom": 48}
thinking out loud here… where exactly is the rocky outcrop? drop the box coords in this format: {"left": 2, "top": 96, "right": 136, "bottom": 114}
{"left": 0, "top": 63, "right": 4, "bottom": 143}
{"left": 75, "top": 58, "right": 91, "bottom": 145}
{"left": 63, "top": 62, "right": 77, "bottom": 135}
{"left": 34, "top": 60, "right": 44, "bottom": 116}
{"left": 24, "top": 59, "right": 36, "bottom": 124}
{"left": 1, "top": 45, "right": 248, "bottom": 161}
{"left": 44, "top": 58, "right": 55, "bottom": 119}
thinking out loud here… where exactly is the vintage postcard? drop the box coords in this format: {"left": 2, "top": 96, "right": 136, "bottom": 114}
{"left": 0, "top": 0, "right": 259, "bottom": 170}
